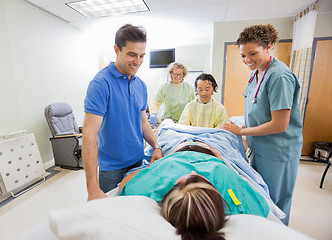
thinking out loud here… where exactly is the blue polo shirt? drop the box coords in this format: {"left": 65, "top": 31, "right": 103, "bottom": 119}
{"left": 84, "top": 62, "right": 147, "bottom": 170}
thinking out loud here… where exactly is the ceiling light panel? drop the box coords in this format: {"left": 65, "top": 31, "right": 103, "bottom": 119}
{"left": 66, "top": 0, "right": 150, "bottom": 18}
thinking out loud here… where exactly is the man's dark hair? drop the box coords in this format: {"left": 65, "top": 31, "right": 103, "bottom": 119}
{"left": 195, "top": 73, "right": 218, "bottom": 93}
{"left": 115, "top": 24, "right": 147, "bottom": 50}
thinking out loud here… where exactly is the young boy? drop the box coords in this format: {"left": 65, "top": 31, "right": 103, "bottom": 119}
{"left": 178, "top": 73, "right": 228, "bottom": 128}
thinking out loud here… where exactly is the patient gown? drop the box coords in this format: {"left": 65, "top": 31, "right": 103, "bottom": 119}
{"left": 178, "top": 98, "right": 228, "bottom": 128}
{"left": 119, "top": 151, "right": 269, "bottom": 218}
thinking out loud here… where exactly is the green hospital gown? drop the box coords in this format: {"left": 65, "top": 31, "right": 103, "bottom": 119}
{"left": 119, "top": 151, "right": 269, "bottom": 217}
{"left": 150, "top": 81, "right": 195, "bottom": 121}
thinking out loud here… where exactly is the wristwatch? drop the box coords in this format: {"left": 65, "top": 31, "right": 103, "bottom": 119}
{"left": 152, "top": 144, "right": 161, "bottom": 150}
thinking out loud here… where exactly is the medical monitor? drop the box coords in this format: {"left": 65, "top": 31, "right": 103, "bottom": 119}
{"left": 149, "top": 49, "right": 175, "bottom": 68}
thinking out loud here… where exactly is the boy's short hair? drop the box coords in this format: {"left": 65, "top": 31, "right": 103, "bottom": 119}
{"left": 195, "top": 73, "right": 218, "bottom": 93}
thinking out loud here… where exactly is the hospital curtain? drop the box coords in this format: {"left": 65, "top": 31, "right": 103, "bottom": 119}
{"left": 290, "top": 1, "right": 318, "bottom": 122}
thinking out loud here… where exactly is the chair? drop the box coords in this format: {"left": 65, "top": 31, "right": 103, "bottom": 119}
{"left": 319, "top": 157, "right": 332, "bottom": 188}
{"left": 44, "top": 103, "right": 83, "bottom": 169}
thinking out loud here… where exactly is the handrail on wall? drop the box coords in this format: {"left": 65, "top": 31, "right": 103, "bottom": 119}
{"left": 0, "top": 130, "right": 27, "bottom": 142}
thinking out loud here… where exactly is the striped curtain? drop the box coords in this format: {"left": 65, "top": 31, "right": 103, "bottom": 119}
{"left": 290, "top": 2, "right": 318, "bottom": 122}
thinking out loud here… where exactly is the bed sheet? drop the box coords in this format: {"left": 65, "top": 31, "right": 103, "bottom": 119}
{"left": 17, "top": 222, "right": 57, "bottom": 240}
{"left": 144, "top": 119, "right": 284, "bottom": 219}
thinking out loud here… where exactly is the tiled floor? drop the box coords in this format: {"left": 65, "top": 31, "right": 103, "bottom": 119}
{"left": 0, "top": 161, "right": 331, "bottom": 240}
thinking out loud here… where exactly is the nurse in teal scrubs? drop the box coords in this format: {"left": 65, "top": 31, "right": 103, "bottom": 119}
{"left": 221, "top": 24, "right": 303, "bottom": 225}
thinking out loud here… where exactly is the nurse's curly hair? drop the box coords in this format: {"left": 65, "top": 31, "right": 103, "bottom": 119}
{"left": 236, "top": 24, "right": 279, "bottom": 48}
{"left": 161, "top": 174, "right": 229, "bottom": 240}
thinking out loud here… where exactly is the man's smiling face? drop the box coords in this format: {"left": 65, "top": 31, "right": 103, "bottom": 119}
{"left": 114, "top": 41, "right": 146, "bottom": 79}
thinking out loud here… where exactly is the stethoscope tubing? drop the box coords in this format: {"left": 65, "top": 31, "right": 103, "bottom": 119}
{"left": 247, "top": 56, "right": 273, "bottom": 104}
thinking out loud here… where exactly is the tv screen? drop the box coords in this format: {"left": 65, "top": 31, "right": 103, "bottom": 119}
{"left": 149, "top": 49, "right": 175, "bottom": 68}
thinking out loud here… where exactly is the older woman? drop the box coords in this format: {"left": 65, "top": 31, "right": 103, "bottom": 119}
{"left": 149, "top": 62, "right": 195, "bottom": 124}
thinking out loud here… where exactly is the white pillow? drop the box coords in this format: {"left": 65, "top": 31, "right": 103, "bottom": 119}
{"left": 49, "top": 196, "right": 179, "bottom": 240}
{"left": 49, "top": 196, "right": 313, "bottom": 240}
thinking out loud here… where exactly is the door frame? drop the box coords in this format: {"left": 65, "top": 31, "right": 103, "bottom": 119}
{"left": 303, "top": 36, "right": 332, "bottom": 122}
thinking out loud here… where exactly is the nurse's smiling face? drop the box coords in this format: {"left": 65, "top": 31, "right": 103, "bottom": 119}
{"left": 239, "top": 42, "right": 271, "bottom": 73}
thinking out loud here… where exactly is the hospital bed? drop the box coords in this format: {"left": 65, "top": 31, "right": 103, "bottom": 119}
{"left": 18, "top": 194, "right": 313, "bottom": 240}
{"left": 17, "top": 120, "right": 313, "bottom": 240}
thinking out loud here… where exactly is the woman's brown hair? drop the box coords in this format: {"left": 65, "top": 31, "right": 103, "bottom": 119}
{"left": 161, "top": 174, "right": 229, "bottom": 240}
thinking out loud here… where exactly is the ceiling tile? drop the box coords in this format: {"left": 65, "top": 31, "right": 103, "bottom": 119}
{"left": 44, "top": 3, "right": 86, "bottom": 22}
{"left": 22, "top": 0, "right": 331, "bottom": 28}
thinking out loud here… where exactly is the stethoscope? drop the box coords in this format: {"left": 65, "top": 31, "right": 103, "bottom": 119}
{"left": 242, "top": 56, "right": 273, "bottom": 104}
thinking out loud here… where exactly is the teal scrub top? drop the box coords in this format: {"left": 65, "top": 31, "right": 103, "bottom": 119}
{"left": 243, "top": 58, "right": 303, "bottom": 162}
{"left": 119, "top": 151, "right": 269, "bottom": 218}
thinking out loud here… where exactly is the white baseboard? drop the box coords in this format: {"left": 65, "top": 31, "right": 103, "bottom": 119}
{"left": 43, "top": 156, "right": 55, "bottom": 170}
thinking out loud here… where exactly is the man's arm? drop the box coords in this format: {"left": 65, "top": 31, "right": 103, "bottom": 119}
{"left": 140, "top": 110, "right": 162, "bottom": 163}
{"left": 82, "top": 112, "right": 106, "bottom": 201}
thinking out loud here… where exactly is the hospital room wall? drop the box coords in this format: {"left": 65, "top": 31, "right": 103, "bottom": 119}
{"left": 0, "top": 0, "right": 212, "bottom": 167}
{"left": 0, "top": 0, "right": 98, "bottom": 166}
{"left": 0, "top": 0, "right": 21, "bottom": 132}
{"left": 211, "top": 12, "right": 332, "bottom": 103}
{"left": 141, "top": 44, "right": 211, "bottom": 104}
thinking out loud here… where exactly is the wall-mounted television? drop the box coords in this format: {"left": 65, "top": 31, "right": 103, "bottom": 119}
{"left": 149, "top": 48, "right": 175, "bottom": 68}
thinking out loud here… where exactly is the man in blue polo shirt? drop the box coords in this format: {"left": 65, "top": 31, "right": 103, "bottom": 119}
{"left": 83, "top": 24, "right": 162, "bottom": 201}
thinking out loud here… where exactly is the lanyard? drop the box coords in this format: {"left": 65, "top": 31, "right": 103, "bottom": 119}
{"left": 248, "top": 56, "right": 273, "bottom": 104}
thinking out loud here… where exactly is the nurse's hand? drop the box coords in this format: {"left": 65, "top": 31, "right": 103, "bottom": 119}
{"left": 221, "top": 121, "right": 242, "bottom": 135}
{"left": 150, "top": 148, "right": 162, "bottom": 164}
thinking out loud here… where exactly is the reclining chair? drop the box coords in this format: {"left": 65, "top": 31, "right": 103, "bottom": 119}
{"left": 44, "top": 103, "right": 83, "bottom": 169}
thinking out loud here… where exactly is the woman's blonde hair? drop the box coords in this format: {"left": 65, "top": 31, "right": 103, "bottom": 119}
{"left": 168, "top": 62, "right": 188, "bottom": 82}
{"left": 161, "top": 175, "right": 228, "bottom": 240}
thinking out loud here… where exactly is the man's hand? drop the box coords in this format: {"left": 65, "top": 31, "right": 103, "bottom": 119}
{"left": 87, "top": 188, "right": 107, "bottom": 201}
{"left": 150, "top": 148, "right": 162, "bottom": 164}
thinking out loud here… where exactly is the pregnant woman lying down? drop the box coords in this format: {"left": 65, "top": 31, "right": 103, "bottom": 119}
{"left": 119, "top": 143, "right": 269, "bottom": 240}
